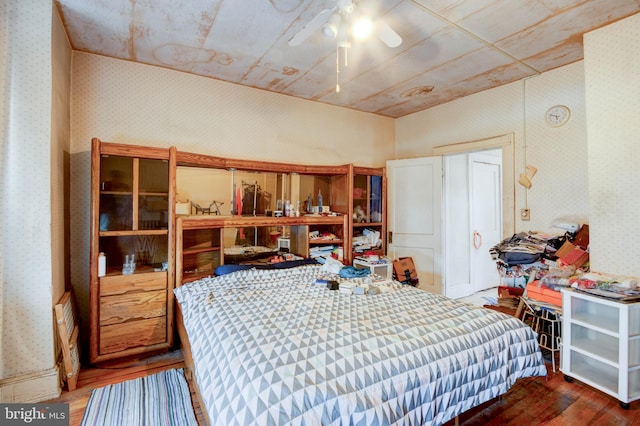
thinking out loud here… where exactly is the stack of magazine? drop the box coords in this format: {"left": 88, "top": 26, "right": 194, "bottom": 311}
{"left": 572, "top": 272, "right": 640, "bottom": 302}
{"left": 578, "top": 285, "right": 640, "bottom": 302}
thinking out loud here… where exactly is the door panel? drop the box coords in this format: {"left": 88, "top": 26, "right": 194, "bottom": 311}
{"left": 469, "top": 153, "right": 502, "bottom": 292}
{"left": 387, "top": 157, "right": 442, "bottom": 294}
{"left": 443, "top": 154, "right": 471, "bottom": 299}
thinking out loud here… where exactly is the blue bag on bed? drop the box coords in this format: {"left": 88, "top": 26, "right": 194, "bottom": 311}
{"left": 339, "top": 266, "right": 370, "bottom": 278}
{"left": 215, "top": 258, "right": 319, "bottom": 276}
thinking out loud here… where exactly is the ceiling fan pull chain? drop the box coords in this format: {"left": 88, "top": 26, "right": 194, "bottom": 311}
{"left": 344, "top": 43, "right": 348, "bottom": 67}
{"left": 336, "top": 45, "right": 341, "bottom": 93}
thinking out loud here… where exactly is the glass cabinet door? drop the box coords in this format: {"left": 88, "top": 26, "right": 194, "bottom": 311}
{"left": 369, "top": 175, "right": 383, "bottom": 223}
{"left": 139, "top": 158, "right": 169, "bottom": 230}
{"left": 99, "top": 156, "right": 170, "bottom": 232}
{"left": 99, "top": 156, "right": 133, "bottom": 231}
{"left": 353, "top": 174, "right": 382, "bottom": 224}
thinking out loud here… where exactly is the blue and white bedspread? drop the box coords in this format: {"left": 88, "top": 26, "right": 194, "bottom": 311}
{"left": 175, "top": 265, "right": 546, "bottom": 426}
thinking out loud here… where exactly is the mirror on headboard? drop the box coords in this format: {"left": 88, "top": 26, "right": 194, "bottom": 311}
{"left": 175, "top": 150, "right": 350, "bottom": 218}
{"left": 176, "top": 166, "right": 281, "bottom": 217}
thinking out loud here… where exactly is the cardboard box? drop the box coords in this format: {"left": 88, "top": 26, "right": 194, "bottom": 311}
{"left": 497, "top": 286, "right": 524, "bottom": 309}
{"left": 556, "top": 241, "right": 589, "bottom": 268}
{"left": 499, "top": 286, "right": 525, "bottom": 297}
{"left": 573, "top": 224, "right": 589, "bottom": 249}
{"left": 526, "top": 281, "right": 562, "bottom": 306}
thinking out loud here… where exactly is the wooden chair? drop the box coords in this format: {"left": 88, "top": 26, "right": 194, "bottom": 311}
{"left": 54, "top": 290, "right": 81, "bottom": 391}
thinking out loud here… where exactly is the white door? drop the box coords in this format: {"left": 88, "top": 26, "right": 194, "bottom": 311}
{"left": 443, "top": 153, "right": 472, "bottom": 299}
{"left": 469, "top": 152, "right": 502, "bottom": 292}
{"left": 387, "top": 157, "right": 443, "bottom": 294}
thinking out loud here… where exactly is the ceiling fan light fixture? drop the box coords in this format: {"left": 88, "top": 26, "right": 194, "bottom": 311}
{"left": 322, "top": 13, "right": 341, "bottom": 39}
{"left": 352, "top": 17, "right": 373, "bottom": 40}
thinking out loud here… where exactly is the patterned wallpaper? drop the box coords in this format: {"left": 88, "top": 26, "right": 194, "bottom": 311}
{"left": 523, "top": 62, "right": 589, "bottom": 234}
{"left": 585, "top": 13, "right": 640, "bottom": 277}
{"left": 69, "top": 53, "right": 396, "bottom": 349}
{"left": 395, "top": 62, "right": 590, "bottom": 235}
{"left": 0, "top": 0, "right": 60, "bottom": 384}
{"left": 70, "top": 53, "right": 395, "bottom": 163}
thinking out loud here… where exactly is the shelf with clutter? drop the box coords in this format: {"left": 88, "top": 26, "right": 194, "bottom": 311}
{"left": 89, "top": 137, "right": 388, "bottom": 364}
{"left": 561, "top": 286, "right": 640, "bottom": 408}
{"left": 351, "top": 167, "right": 386, "bottom": 258}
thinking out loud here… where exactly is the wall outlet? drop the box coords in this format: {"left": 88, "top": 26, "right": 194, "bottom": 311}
{"left": 521, "top": 208, "right": 531, "bottom": 221}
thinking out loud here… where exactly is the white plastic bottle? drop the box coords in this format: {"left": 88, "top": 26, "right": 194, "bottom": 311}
{"left": 98, "top": 252, "right": 106, "bottom": 277}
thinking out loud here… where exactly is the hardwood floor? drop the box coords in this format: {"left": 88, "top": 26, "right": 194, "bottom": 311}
{"left": 46, "top": 350, "right": 639, "bottom": 425}
{"left": 45, "top": 350, "right": 206, "bottom": 426}
{"left": 452, "top": 365, "right": 640, "bottom": 425}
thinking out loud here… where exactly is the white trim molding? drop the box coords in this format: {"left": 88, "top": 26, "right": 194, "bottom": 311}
{"left": 0, "top": 366, "right": 61, "bottom": 403}
{"left": 434, "top": 133, "right": 516, "bottom": 238}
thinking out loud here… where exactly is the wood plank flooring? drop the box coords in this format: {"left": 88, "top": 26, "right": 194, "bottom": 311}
{"left": 46, "top": 350, "right": 640, "bottom": 425}
{"left": 45, "top": 350, "right": 206, "bottom": 426}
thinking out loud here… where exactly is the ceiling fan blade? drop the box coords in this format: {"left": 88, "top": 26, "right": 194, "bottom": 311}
{"left": 288, "top": 9, "right": 333, "bottom": 47}
{"left": 375, "top": 20, "right": 402, "bottom": 48}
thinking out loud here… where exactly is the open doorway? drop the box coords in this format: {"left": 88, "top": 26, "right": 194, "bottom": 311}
{"left": 386, "top": 134, "right": 514, "bottom": 297}
{"left": 444, "top": 149, "right": 502, "bottom": 299}
{"left": 434, "top": 134, "right": 515, "bottom": 299}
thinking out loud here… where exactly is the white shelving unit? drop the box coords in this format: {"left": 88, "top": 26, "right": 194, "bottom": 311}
{"left": 353, "top": 257, "right": 393, "bottom": 280}
{"left": 561, "top": 288, "right": 640, "bottom": 408}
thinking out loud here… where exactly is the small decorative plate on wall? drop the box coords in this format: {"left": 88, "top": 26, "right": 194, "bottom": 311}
{"left": 545, "top": 105, "right": 571, "bottom": 127}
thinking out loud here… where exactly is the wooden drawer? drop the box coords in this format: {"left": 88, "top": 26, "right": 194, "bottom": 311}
{"left": 99, "top": 317, "right": 166, "bottom": 355}
{"left": 100, "top": 289, "right": 167, "bottom": 326}
{"left": 99, "top": 271, "right": 167, "bottom": 296}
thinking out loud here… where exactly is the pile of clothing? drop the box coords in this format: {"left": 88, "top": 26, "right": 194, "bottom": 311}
{"left": 490, "top": 226, "right": 589, "bottom": 288}
{"left": 352, "top": 229, "right": 381, "bottom": 253}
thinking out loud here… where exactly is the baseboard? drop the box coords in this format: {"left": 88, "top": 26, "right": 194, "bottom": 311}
{"left": 0, "top": 365, "right": 61, "bottom": 403}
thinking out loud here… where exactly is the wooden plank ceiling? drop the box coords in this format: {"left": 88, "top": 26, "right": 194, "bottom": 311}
{"left": 56, "top": 0, "right": 640, "bottom": 118}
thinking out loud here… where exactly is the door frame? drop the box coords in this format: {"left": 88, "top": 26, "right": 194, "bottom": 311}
{"left": 434, "top": 134, "right": 515, "bottom": 296}
{"left": 434, "top": 133, "right": 515, "bottom": 238}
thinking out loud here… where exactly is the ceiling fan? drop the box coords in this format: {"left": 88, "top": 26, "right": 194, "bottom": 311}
{"left": 288, "top": 0, "right": 402, "bottom": 48}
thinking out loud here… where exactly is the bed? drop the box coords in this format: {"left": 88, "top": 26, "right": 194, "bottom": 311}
{"left": 174, "top": 264, "right": 547, "bottom": 425}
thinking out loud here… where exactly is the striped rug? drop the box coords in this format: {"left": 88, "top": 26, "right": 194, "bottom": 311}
{"left": 81, "top": 368, "right": 198, "bottom": 426}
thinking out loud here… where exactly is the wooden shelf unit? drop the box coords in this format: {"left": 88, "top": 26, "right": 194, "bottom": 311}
{"left": 89, "top": 138, "right": 176, "bottom": 365}
{"left": 176, "top": 152, "right": 386, "bottom": 266}
{"left": 176, "top": 217, "right": 223, "bottom": 284}
{"left": 350, "top": 166, "right": 386, "bottom": 258}
{"left": 176, "top": 150, "right": 354, "bottom": 264}
{"left": 176, "top": 215, "right": 348, "bottom": 285}
{"left": 88, "top": 139, "right": 387, "bottom": 363}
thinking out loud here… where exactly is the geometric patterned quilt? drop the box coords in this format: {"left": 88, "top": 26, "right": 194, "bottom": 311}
{"left": 174, "top": 265, "right": 547, "bottom": 425}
